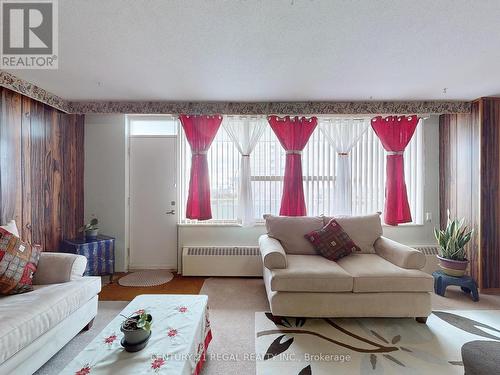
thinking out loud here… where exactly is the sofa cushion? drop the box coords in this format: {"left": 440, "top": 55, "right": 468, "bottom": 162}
{"left": 259, "top": 235, "right": 287, "bottom": 269}
{"left": 0, "top": 276, "right": 101, "bottom": 364}
{"left": 265, "top": 254, "right": 353, "bottom": 292}
{"left": 323, "top": 213, "right": 383, "bottom": 253}
{"left": 336, "top": 253, "right": 433, "bottom": 293}
{"left": 0, "top": 228, "right": 42, "bottom": 295}
{"left": 264, "top": 215, "right": 323, "bottom": 255}
{"left": 374, "top": 237, "right": 426, "bottom": 270}
{"left": 33, "top": 253, "right": 87, "bottom": 285}
{"left": 0, "top": 220, "right": 19, "bottom": 238}
{"left": 304, "top": 219, "right": 360, "bottom": 261}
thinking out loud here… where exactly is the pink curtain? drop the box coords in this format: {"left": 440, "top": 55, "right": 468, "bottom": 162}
{"left": 180, "top": 114, "right": 222, "bottom": 220}
{"left": 268, "top": 116, "right": 318, "bottom": 216}
{"left": 371, "top": 115, "right": 419, "bottom": 225}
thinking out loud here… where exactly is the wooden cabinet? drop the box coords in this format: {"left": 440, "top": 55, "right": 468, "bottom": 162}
{"left": 61, "top": 235, "right": 115, "bottom": 279}
{"left": 440, "top": 97, "right": 500, "bottom": 292}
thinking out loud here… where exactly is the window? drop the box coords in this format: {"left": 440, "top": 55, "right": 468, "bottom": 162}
{"left": 179, "top": 121, "right": 240, "bottom": 223}
{"left": 251, "top": 125, "right": 337, "bottom": 219}
{"left": 129, "top": 116, "right": 178, "bottom": 136}
{"left": 179, "top": 116, "right": 424, "bottom": 225}
{"left": 350, "top": 120, "right": 423, "bottom": 224}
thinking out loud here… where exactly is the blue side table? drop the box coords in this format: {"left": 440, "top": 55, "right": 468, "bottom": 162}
{"left": 432, "top": 270, "right": 479, "bottom": 302}
{"left": 61, "top": 235, "right": 115, "bottom": 282}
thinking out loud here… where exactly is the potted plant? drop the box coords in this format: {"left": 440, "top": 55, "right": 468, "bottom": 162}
{"left": 79, "top": 218, "right": 99, "bottom": 239}
{"left": 434, "top": 211, "right": 474, "bottom": 277}
{"left": 120, "top": 310, "right": 153, "bottom": 351}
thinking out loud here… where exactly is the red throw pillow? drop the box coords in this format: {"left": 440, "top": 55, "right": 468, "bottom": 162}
{"left": 304, "top": 219, "right": 361, "bottom": 261}
{"left": 0, "top": 228, "right": 42, "bottom": 295}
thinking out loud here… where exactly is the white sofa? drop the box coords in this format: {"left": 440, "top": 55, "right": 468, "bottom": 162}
{"left": 259, "top": 214, "right": 434, "bottom": 322}
{"left": 0, "top": 252, "right": 101, "bottom": 375}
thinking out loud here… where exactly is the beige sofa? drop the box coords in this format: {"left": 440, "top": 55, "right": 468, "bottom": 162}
{"left": 259, "top": 214, "right": 434, "bottom": 322}
{"left": 0, "top": 247, "right": 101, "bottom": 375}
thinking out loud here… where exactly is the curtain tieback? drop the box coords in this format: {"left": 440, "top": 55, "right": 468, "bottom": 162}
{"left": 387, "top": 151, "right": 404, "bottom": 156}
{"left": 192, "top": 151, "right": 208, "bottom": 155}
{"left": 286, "top": 150, "right": 302, "bottom": 155}
{"left": 241, "top": 154, "right": 250, "bottom": 157}
{"left": 338, "top": 152, "right": 349, "bottom": 156}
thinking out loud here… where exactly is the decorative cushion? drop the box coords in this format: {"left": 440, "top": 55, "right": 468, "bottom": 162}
{"left": 0, "top": 220, "right": 20, "bottom": 238}
{"left": 264, "top": 214, "right": 324, "bottom": 255}
{"left": 322, "top": 213, "right": 383, "bottom": 254}
{"left": 304, "top": 219, "right": 361, "bottom": 261}
{"left": 0, "top": 228, "right": 42, "bottom": 295}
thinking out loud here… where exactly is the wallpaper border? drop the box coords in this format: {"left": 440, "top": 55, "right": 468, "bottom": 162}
{"left": 1, "top": 71, "right": 472, "bottom": 114}
{"left": 69, "top": 100, "right": 471, "bottom": 115}
{"left": 0, "top": 71, "right": 71, "bottom": 113}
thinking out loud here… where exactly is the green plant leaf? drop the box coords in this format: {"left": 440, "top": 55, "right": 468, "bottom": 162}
{"left": 437, "top": 214, "right": 473, "bottom": 260}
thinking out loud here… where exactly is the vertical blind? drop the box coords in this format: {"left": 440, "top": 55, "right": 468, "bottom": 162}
{"left": 350, "top": 118, "right": 423, "bottom": 224}
{"left": 179, "top": 116, "right": 424, "bottom": 224}
{"left": 180, "top": 119, "right": 241, "bottom": 223}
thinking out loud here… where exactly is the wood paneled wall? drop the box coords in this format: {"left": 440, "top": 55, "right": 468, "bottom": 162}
{"left": 479, "top": 98, "right": 500, "bottom": 290}
{"left": 0, "top": 87, "right": 84, "bottom": 250}
{"left": 440, "top": 98, "right": 500, "bottom": 291}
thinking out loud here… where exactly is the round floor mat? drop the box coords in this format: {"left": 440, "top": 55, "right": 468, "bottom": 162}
{"left": 118, "top": 270, "right": 174, "bottom": 287}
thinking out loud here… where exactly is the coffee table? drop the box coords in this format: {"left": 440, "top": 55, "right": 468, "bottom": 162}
{"left": 59, "top": 294, "right": 212, "bottom": 375}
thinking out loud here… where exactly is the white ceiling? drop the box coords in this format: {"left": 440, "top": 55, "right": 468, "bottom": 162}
{"left": 7, "top": 0, "right": 500, "bottom": 101}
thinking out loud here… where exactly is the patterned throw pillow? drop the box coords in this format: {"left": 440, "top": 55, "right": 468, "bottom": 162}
{"left": 0, "top": 227, "right": 42, "bottom": 295}
{"left": 304, "top": 219, "right": 361, "bottom": 261}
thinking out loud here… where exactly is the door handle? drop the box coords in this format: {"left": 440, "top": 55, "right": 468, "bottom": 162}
{"left": 165, "top": 210, "right": 176, "bottom": 215}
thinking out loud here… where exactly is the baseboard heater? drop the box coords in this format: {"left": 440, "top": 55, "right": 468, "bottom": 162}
{"left": 181, "top": 244, "right": 439, "bottom": 277}
{"left": 412, "top": 245, "right": 440, "bottom": 274}
{"left": 182, "top": 246, "right": 263, "bottom": 277}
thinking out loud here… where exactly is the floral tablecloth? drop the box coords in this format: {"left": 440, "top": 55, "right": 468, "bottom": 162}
{"left": 60, "top": 294, "right": 212, "bottom": 375}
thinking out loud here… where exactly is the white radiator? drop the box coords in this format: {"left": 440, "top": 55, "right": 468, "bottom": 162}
{"left": 182, "top": 246, "right": 263, "bottom": 277}
{"left": 412, "top": 245, "right": 440, "bottom": 274}
{"left": 181, "top": 244, "right": 439, "bottom": 277}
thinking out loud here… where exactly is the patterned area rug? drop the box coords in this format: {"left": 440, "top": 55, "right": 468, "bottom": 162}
{"left": 117, "top": 270, "right": 174, "bottom": 287}
{"left": 255, "top": 310, "right": 500, "bottom": 374}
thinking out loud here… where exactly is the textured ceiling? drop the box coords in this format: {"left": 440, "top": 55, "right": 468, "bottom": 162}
{"left": 6, "top": 0, "right": 500, "bottom": 101}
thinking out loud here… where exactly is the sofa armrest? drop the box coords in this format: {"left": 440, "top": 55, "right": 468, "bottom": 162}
{"left": 259, "top": 235, "right": 287, "bottom": 270}
{"left": 374, "top": 237, "right": 426, "bottom": 270}
{"left": 33, "top": 252, "right": 88, "bottom": 285}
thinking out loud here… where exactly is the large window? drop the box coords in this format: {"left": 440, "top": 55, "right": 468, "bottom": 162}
{"left": 179, "top": 116, "right": 424, "bottom": 225}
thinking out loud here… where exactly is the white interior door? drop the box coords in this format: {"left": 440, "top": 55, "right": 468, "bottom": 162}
{"left": 129, "top": 136, "right": 177, "bottom": 270}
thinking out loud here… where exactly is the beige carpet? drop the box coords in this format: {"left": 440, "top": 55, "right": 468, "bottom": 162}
{"left": 34, "top": 278, "right": 500, "bottom": 375}
{"left": 201, "top": 278, "right": 269, "bottom": 375}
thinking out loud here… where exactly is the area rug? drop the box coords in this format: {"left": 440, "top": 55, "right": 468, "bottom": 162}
{"left": 117, "top": 270, "right": 174, "bottom": 287}
{"left": 255, "top": 310, "right": 500, "bottom": 374}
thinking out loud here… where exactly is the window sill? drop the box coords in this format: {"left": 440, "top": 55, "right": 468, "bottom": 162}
{"left": 177, "top": 222, "right": 249, "bottom": 227}
{"left": 178, "top": 222, "right": 427, "bottom": 228}
{"left": 382, "top": 224, "right": 426, "bottom": 228}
